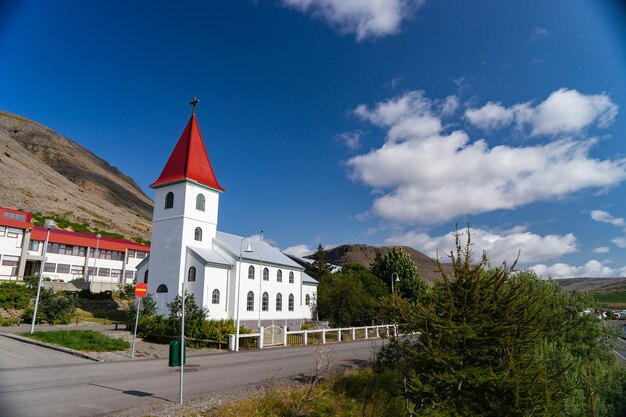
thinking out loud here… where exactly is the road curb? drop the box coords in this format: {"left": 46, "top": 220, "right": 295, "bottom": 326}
{"left": 0, "top": 333, "right": 103, "bottom": 362}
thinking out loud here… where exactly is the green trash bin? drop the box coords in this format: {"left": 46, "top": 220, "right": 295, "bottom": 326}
{"left": 169, "top": 339, "right": 186, "bottom": 367}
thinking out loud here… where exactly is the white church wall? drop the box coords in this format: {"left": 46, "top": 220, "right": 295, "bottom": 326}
{"left": 203, "top": 266, "right": 229, "bottom": 320}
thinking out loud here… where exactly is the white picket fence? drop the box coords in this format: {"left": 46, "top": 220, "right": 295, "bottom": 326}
{"left": 229, "top": 324, "right": 397, "bottom": 351}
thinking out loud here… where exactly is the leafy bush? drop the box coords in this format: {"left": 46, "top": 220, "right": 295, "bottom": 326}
{"left": 132, "top": 292, "right": 247, "bottom": 345}
{"left": 0, "top": 282, "right": 34, "bottom": 309}
{"left": 40, "top": 289, "right": 76, "bottom": 324}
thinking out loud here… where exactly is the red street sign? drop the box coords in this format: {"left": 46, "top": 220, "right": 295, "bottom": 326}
{"left": 135, "top": 283, "right": 148, "bottom": 298}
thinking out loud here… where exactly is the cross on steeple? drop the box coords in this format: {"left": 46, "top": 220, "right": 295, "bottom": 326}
{"left": 190, "top": 96, "right": 199, "bottom": 115}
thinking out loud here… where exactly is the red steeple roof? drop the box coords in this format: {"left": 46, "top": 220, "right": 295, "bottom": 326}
{"left": 150, "top": 115, "right": 225, "bottom": 192}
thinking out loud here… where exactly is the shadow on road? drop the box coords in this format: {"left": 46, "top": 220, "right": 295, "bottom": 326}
{"left": 88, "top": 383, "right": 172, "bottom": 402}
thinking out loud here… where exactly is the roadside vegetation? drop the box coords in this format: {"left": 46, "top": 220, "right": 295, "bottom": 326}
{"left": 24, "top": 330, "right": 129, "bottom": 352}
{"left": 233, "top": 230, "right": 626, "bottom": 417}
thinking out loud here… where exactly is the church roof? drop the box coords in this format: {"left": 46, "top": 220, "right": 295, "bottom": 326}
{"left": 150, "top": 115, "right": 225, "bottom": 191}
{"left": 188, "top": 246, "right": 232, "bottom": 268}
{"left": 215, "top": 231, "right": 303, "bottom": 269}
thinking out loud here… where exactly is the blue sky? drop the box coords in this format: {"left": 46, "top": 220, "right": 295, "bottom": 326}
{"left": 1, "top": 0, "right": 626, "bottom": 278}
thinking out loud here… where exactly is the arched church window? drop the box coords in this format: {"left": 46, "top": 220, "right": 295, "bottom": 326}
{"left": 263, "top": 267, "right": 269, "bottom": 281}
{"left": 276, "top": 293, "right": 282, "bottom": 311}
{"left": 165, "top": 192, "right": 174, "bottom": 209}
{"left": 288, "top": 294, "right": 294, "bottom": 311}
{"left": 156, "top": 284, "right": 168, "bottom": 293}
{"left": 144, "top": 270, "right": 149, "bottom": 284}
{"left": 212, "top": 289, "right": 220, "bottom": 304}
{"left": 262, "top": 292, "right": 269, "bottom": 311}
{"left": 277, "top": 269, "right": 282, "bottom": 282}
{"left": 248, "top": 265, "right": 255, "bottom": 279}
{"left": 289, "top": 271, "right": 294, "bottom": 283}
{"left": 305, "top": 294, "right": 310, "bottom": 306}
{"left": 188, "top": 266, "right": 196, "bottom": 282}
{"left": 194, "top": 227, "right": 202, "bottom": 241}
{"left": 196, "top": 194, "right": 205, "bottom": 211}
{"left": 247, "top": 291, "right": 254, "bottom": 311}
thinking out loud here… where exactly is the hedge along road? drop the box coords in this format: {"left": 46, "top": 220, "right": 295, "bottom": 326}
{"left": 0, "top": 338, "right": 382, "bottom": 417}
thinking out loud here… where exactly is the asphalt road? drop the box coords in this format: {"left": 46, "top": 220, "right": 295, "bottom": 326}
{"left": 0, "top": 339, "right": 382, "bottom": 417}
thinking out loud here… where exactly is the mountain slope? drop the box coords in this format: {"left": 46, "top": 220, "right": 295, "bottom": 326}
{"left": 316, "top": 244, "right": 451, "bottom": 285}
{"left": 0, "top": 110, "right": 153, "bottom": 240}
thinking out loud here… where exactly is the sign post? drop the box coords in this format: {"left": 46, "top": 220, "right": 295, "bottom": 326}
{"left": 131, "top": 283, "right": 148, "bottom": 359}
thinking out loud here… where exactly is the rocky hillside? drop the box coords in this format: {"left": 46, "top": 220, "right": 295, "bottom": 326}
{"left": 315, "top": 244, "right": 452, "bottom": 285}
{"left": 0, "top": 110, "right": 153, "bottom": 241}
{"left": 556, "top": 278, "right": 626, "bottom": 293}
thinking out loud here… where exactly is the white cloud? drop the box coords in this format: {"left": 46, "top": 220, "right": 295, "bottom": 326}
{"left": 281, "top": 0, "right": 424, "bottom": 41}
{"left": 247, "top": 234, "right": 277, "bottom": 246}
{"left": 336, "top": 130, "right": 364, "bottom": 150}
{"left": 592, "top": 246, "right": 610, "bottom": 254}
{"left": 530, "top": 27, "right": 549, "bottom": 42}
{"left": 283, "top": 244, "right": 313, "bottom": 258}
{"left": 347, "top": 90, "right": 626, "bottom": 224}
{"left": 385, "top": 226, "right": 577, "bottom": 265}
{"left": 590, "top": 209, "right": 625, "bottom": 227}
{"left": 465, "top": 88, "right": 618, "bottom": 136}
{"left": 611, "top": 237, "right": 626, "bottom": 248}
{"left": 464, "top": 102, "right": 516, "bottom": 130}
{"left": 531, "top": 260, "right": 626, "bottom": 279}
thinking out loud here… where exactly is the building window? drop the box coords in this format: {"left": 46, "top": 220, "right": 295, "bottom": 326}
{"left": 71, "top": 265, "right": 84, "bottom": 275}
{"left": 0, "top": 226, "right": 5, "bottom": 237}
{"left": 56, "top": 264, "right": 70, "bottom": 274}
{"left": 43, "top": 262, "right": 56, "bottom": 272}
{"left": 144, "top": 270, "right": 149, "bottom": 284}
{"left": 194, "top": 227, "right": 202, "bottom": 241}
{"left": 289, "top": 271, "right": 294, "bottom": 283}
{"left": 188, "top": 266, "right": 196, "bottom": 282}
{"left": 4, "top": 211, "right": 26, "bottom": 222}
{"left": 288, "top": 294, "right": 294, "bottom": 311}
{"left": 111, "top": 269, "right": 122, "bottom": 278}
{"left": 247, "top": 291, "right": 254, "bottom": 311}
{"left": 127, "top": 250, "right": 136, "bottom": 258}
{"left": 136, "top": 251, "right": 147, "bottom": 259}
{"left": 28, "top": 240, "right": 40, "bottom": 251}
{"left": 277, "top": 269, "right": 282, "bottom": 282}
{"left": 125, "top": 270, "right": 135, "bottom": 280}
{"left": 263, "top": 267, "right": 269, "bottom": 281}
{"left": 2, "top": 256, "right": 19, "bottom": 267}
{"left": 98, "top": 268, "right": 110, "bottom": 277}
{"left": 305, "top": 294, "right": 311, "bottom": 306}
{"left": 212, "top": 289, "right": 220, "bottom": 304}
{"left": 262, "top": 292, "right": 269, "bottom": 311}
{"left": 248, "top": 265, "right": 255, "bottom": 280}
{"left": 276, "top": 293, "right": 282, "bottom": 311}
{"left": 156, "top": 284, "right": 168, "bottom": 293}
{"left": 165, "top": 192, "right": 174, "bottom": 209}
{"left": 6, "top": 228, "right": 20, "bottom": 238}
{"left": 196, "top": 194, "right": 205, "bottom": 211}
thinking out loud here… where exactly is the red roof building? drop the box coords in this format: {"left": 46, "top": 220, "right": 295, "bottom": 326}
{"left": 0, "top": 207, "right": 149, "bottom": 284}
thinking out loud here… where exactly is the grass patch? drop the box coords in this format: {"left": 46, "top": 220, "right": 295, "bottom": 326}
{"left": 23, "top": 330, "right": 129, "bottom": 352}
{"left": 196, "top": 368, "right": 404, "bottom": 417}
{"left": 593, "top": 292, "right": 626, "bottom": 308}
{"left": 75, "top": 308, "right": 126, "bottom": 324}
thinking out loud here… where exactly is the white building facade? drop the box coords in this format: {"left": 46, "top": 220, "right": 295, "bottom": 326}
{"left": 136, "top": 112, "right": 317, "bottom": 328}
{"left": 0, "top": 206, "right": 149, "bottom": 284}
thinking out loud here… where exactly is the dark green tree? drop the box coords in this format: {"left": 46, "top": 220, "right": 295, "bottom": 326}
{"left": 383, "top": 230, "right": 561, "bottom": 417}
{"left": 310, "top": 244, "right": 333, "bottom": 279}
{"left": 370, "top": 247, "right": 427, "bottom": 300}
{"left": 315, "top": 264, "right": 384, "bottom": 327}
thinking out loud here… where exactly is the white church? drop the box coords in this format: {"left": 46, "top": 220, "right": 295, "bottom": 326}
{"left": 136, "top": 103, "right": 317, "bottom": 328}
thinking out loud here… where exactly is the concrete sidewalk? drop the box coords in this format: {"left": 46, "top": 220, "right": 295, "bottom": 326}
{"left": 0, "top": 322, "right": 225, "bottom": 362}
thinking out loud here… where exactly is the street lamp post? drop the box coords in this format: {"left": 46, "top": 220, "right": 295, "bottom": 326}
{"left": 391, "top": 272, "right": 399, "bottom": 293}
{"left": 235, "top": 238, "right": 253, "bottom": 352}
{"left": 30, "top": 219, "right": 57, "bottom": 334}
